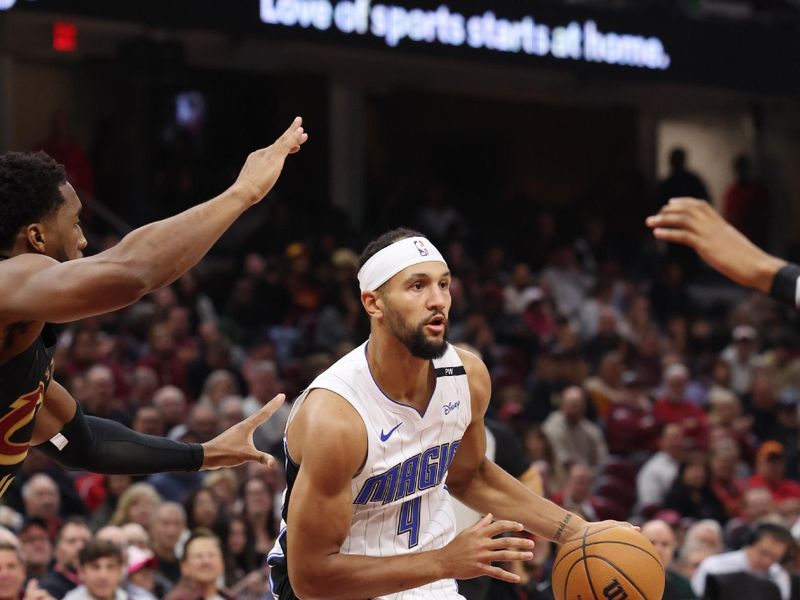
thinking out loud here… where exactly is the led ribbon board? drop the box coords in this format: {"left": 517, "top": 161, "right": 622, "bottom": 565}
{"left": 260, "top": 0, "right": 671, "bottom": 70}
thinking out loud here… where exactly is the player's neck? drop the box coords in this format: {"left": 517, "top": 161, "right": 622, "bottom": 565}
{"left": 366, "top": 334, "right": 435, "bottom": 410}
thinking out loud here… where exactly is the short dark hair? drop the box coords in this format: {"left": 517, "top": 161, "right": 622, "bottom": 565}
{"left": 0, "top": 151, "right": 67, "bottom": 250}
{"left": 181, "top": 528, "right": 222, "bottom": 562}
{"left": 55, "top": 517, "right": 90, "bottom": 546}
{"left": 358, "top": 227, "right": 426, "bottom": 271}
{"left": 751, "top": 523, "right": 795, "bottom": 549}
{"left": 78, "top": 539, "right": 123, "bottom": 566}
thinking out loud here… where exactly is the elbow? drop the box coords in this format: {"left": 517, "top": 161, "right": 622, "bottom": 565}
{"left": 290, "top": 563, "right": 331, "bottom": 600}
{"left": 114, "top": 259, "right": 151, "bottom": 300}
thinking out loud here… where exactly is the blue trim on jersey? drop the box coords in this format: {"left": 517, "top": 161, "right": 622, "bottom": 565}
{"left": 364, "top": 342, "right": 437, "bottom": 418}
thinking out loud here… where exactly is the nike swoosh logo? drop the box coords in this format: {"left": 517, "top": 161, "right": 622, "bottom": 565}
{"left": 380, "top": 423, "right": 402, "bottom": 442}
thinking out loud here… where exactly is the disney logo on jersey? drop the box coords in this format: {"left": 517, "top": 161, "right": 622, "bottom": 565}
{"left": 443, "top": 401, "right": 460, "bottom": 415}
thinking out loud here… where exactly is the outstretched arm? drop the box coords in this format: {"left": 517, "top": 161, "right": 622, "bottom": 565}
{"left": 646, "top": 198, "right": 786, "bottom": 295}
{"left": 33, "top": 380, "right": 285, "bottom": 472}
{"left": 0, "top": 118, "right": 308, "bottom": 324}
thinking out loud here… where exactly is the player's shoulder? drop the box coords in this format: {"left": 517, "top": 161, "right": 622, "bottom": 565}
{"left": 0, "top": 253, "right": 58, "bottom": 276}
{"left": 453, "top": 345, "right": 490, "bottom": 383}
{"left": 291, "top": 388, "right": 367, "bottom": 473}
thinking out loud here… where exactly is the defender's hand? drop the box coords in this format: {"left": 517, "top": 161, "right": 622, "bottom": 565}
{"left": 201, "top": 394, "right": 286, "bottom": 469}
{"left": 234, "top": 117, "right": 309, "bottom": 205}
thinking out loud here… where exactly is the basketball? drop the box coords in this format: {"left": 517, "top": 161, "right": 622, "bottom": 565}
{"left": 551, "top": 525, "right": 665, "bottom": 600}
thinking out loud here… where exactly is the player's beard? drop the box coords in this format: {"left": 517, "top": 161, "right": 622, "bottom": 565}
{"left": 384, "top": 303, "right": 448, "bottom": 360}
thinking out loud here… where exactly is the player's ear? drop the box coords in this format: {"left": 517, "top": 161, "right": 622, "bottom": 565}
{"left": 361, "top": 290, "right": 383, "bottom": 318}
{"left": 25, "top": 223, "right": 46, "bottom": 253}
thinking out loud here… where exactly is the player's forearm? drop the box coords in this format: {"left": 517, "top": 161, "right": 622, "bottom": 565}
{"left": 292, "top": 549, "right": 449, "bottom": 599}
{"left": 451, "top": 459, "right": 585, "bottom": 542}
{"left": 102, "top": 184, "right": 253, "bottom": 292}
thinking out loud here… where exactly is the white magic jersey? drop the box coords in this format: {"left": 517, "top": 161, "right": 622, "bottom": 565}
{"left": 268, "top": 341, "right": 472, "bottom": 600}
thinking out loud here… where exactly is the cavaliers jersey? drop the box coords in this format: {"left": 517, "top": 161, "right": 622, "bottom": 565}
{"left": 268, "top": 341, "right": 472, "bottom": 600}
{"left": 0, "top": 325, "right": 56, "bottom": 495}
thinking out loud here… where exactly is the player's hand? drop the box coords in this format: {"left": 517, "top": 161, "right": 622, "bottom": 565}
{"left": 233, "top": 117, "right": 309, "bottom": 205}
{"left": 436, "top": 513, "right": 535, "bottom": 583}
{"left": 22, "top": 579, "right": 55, "bottom": 600}
{"left": 646, "top": 197, "right": 782, "bottom": 292}
{"left": 201, "top": 394, "right": 286, "bottom": 470}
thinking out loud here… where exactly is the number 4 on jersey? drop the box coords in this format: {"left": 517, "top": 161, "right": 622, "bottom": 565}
{"left": 398, "top": 496, "right": 421, "bottom": 548}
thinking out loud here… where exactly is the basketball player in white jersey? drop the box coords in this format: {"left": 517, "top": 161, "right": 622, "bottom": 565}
{"left": 268, "top": 228, "right": 619, "bottom": 599}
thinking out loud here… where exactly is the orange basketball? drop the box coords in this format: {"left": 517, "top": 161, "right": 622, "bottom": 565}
{"left": 551, "top": 525, "right": 665, "bottom": 600}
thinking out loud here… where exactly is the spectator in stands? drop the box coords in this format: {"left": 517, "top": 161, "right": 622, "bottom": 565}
{"left": 725, "top": 487, "right": 778, "bottom": 550}
{"left": 242, "top": 361, "right": 290, "bottom": 453}
{"left": 773, "top": 389, "right": 800, "bottom": 480}
{"left": 152, "top": 386, "right": 188, "bottom": 437}
{"left": 748, "top": 373, "right": 781, "bottom": 442}
{"left": 708, "top": 389, "right": 756, "bottom": 461}
{"left": 17, "top": 518, "right": 52, "bottom": 580}
{"left": 583, "top": 351, "right": 627, "bottom": 420}
{"left": 747, "top": 441, "right": 800, "bottom": 510}
{"left": 0, "top": 541, "right": 54, "bottom": 600}
{"left": 201, "top": 471, "right": 238, "bottom": 511}
{"left": 197, "top": 370, "right": 239, "bottom": 411}
{"left": 131, "top": 407, "right": 164, "bottom": 437}
{"left": 224, "top": 516, "right": 257, "bottom": 592}
{"left": 685, "top": 519, "right": 725, "bottom": 556}
{"left": 759, "top": 334, "right": 800, "bottom": 397}
{"left": 138, "top": 323, "right": 190, "bottom": 397}
{"left": 164, "top": 530, "right": 233, "bottom": 600}
{"left": 149, "top": 503, "right": 186, "bottom": 587}
{"left": 722, "top": 154, "right": 771, "bottom": 248}
{"left": 641, "top": 519, "right": 697, "bottom": 600}
{"left": 540, "top": 244, "right": 593, "bottom": 320}
{"left": 167, "top": 405, "right": 219, "bottom": 445}
{"left": 125, "top": 545, "right": 161, "bottom": 600}
{"left": 721, "top": 325, "right": 760, "bottom": 397}
{"left": 87, "top": 476, "right": 134, "bottom": 532}
{"left": 183, "top": 488, "right": 225, "bottom": 541}
{"left": 21, "top": 475, "right": 62, "bottom": 540}
{"left": 542, "top": 386, "right": 608, "bottom": 468}
{"left": 663, "top": 455, "right": 728, "bottom": 523}
{"left": 523, "top": 425, "right": 564, "bottom": 496}
{"left": 653, "top": 363, "right": 709, "bottom": 449}
{"left": 708, "top": 438, "right": 746, "bottom": 520}
{"left": 582, "top": 310, "right": 628, "bottom": 375}
{"left": 637, "top": 423, "right": 686, "bottom": 510}
{"left": 218, "top": 397, "right": 246, "bottom": 434}
{"left": 240, "top": 478, "right": 278, "bottom": 563}
{"left": 127, "top": 367, "right": 159, "bottom": 413}
{"left": 39, "top": 518, "right": 92, "bottom": 599}
{"left": 81, "top": 365, "right": 127, "bottom": 425}
{"left": 551, "top": 464, "right": 598, "bottom": 521}
{"left": 692, "top": 523, "right": 795, "bottom": 600}
{"left": 605, "top": 370, "right": 659, "bottom": 457}
{"left": 64, "top": 540, "right": 127, "bottom": 600}
{"left": 657, "top": 147, "right": 710, "bottom": 208}
{"left": 109, "top": 484, "right": 161, "bottom": 530}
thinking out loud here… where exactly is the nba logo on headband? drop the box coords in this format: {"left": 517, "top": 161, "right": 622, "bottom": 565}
{"left": 413, "top": 240, "right": 429, "bottom": 257}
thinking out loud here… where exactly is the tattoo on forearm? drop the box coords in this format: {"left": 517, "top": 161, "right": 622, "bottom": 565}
{"left": 553, "top": 512, "right": 573, "bottom": 542}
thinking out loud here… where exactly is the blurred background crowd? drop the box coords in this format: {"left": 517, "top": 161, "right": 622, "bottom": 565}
{"left": 1, "top": 0, "right": 800, "bottom": 599}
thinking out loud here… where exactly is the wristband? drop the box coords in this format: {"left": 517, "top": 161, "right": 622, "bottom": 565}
{"left": 769, "top": 263, "right": 800, "bottom": 308}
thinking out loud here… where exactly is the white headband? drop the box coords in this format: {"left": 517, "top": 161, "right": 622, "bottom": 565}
{"left": 357, "top": 237, "right": 447, "bottom": 292}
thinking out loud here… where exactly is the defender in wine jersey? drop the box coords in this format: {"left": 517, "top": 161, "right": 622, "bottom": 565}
{"left": 270, "top": 230, "right": 619, "bottom": 600}
{"left": 0, "top": 122, "right": 307, "bottom": 490}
